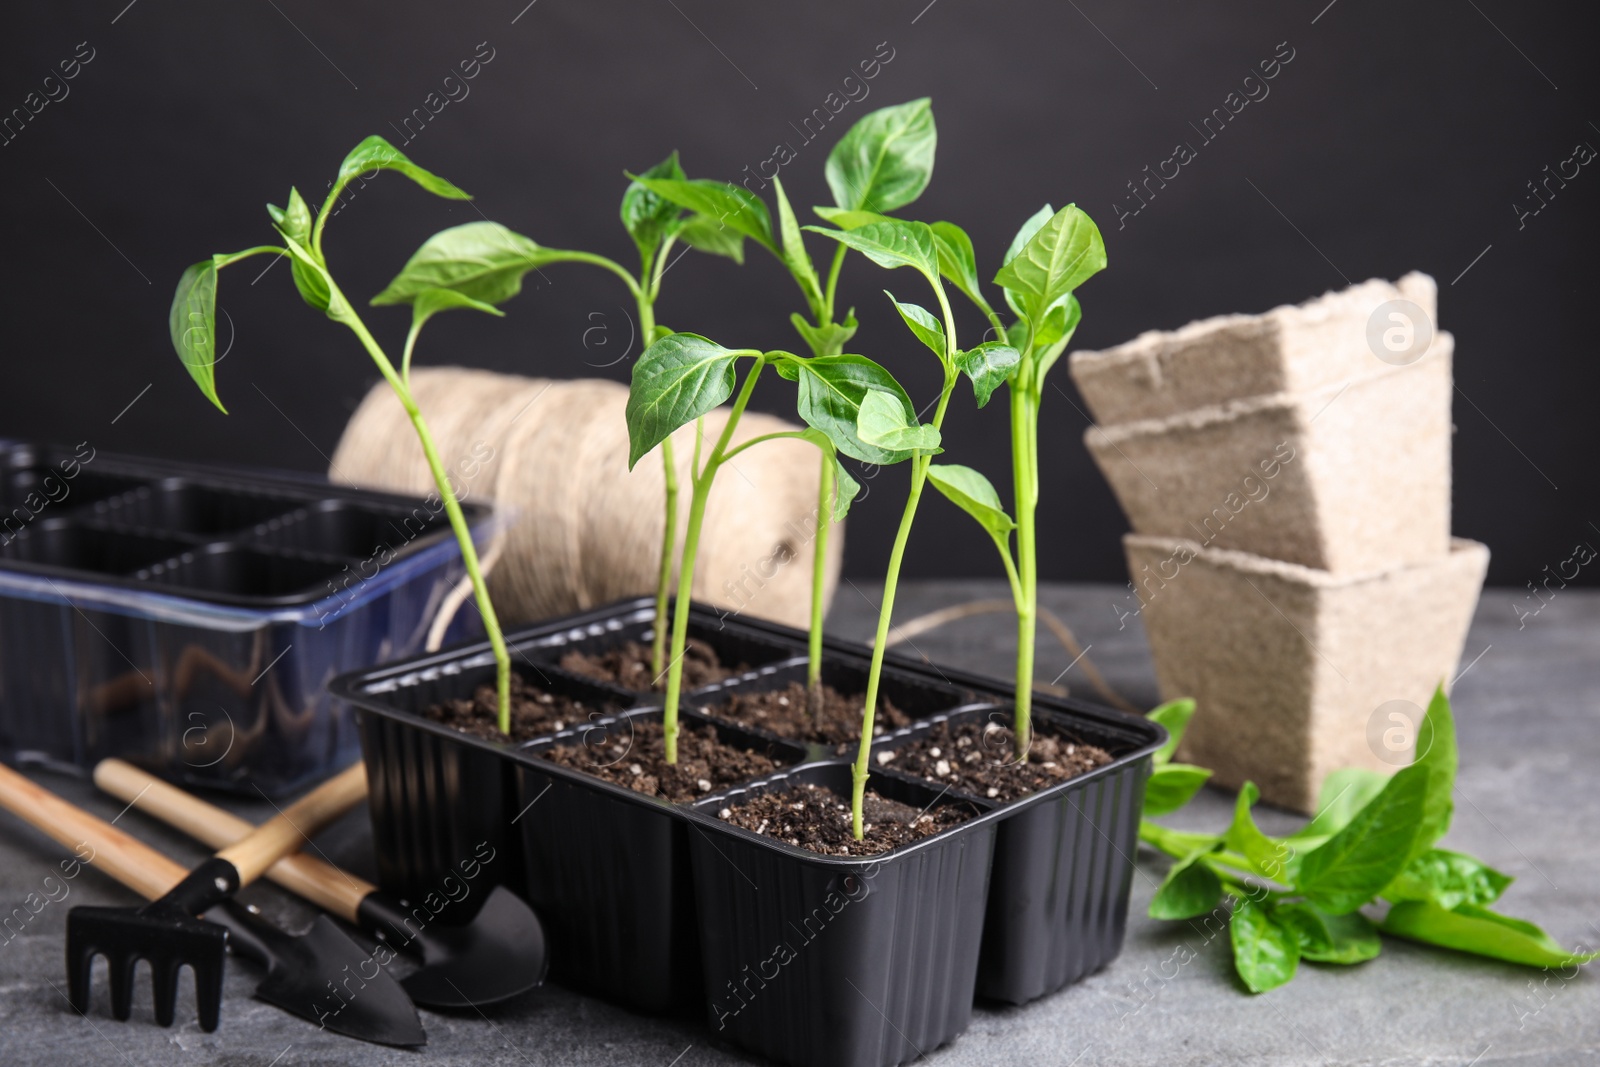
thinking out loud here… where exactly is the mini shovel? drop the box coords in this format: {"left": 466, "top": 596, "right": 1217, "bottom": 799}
{"left": 95, "top": 758, "right": 547, "bottom": 1008}
{"left": 0, "top": 762, "right": 424, "bottom": 1044}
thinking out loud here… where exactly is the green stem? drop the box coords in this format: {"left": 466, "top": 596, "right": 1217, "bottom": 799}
{"left": 635, "top": 278, "right": 677, "bottom": 681}
{"left": 337, "top": 294, "right": 511, "bottom": 729}
{"left": 852, "top": 452, "right": 932, "bottom": 839}
{"left": 1011, "top": 372, "right": 1041, "bottom": 757}
{"left": 661, "top": 358, "right": 767, "bottom": 762}
{"left": 808, "top": 450, "right": 834, "bottom": 723}
{"left": 852, "top": 325, "right": 959, "bottom": 838}
{"left": 1138, "top": 819, "right": 1220, "bottom": 858}
{"left": 215, "top": 245, "right": 288, "bottom": 269}
{"left": 822, "top": 243, "right": 848, "bottom": 322}
{"left": 719, "top": 429, "right": 811, "bottom": 463}
{"left": 653, "top": 438, "right": 677, "bottom": 679}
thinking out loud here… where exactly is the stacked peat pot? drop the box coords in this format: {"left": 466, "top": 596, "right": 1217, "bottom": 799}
{"left": 335, "top": 601, "right": 1162, "bottom": 1067}
{"left": 1068, "top": 273, "right": 1488, "bottom": 812}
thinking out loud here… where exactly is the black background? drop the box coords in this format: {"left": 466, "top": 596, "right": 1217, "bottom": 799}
{"left": 2, "top": 1, "right": 1594, "bottom": 594}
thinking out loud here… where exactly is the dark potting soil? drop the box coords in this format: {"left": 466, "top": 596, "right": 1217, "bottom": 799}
{"left": 703, "top": 680, "right": 911, "bottom": 750}
{"left": 424, "top": 672, "right": 617, "bottom": 743}
{"left": 877, "top": 716, "right": 1114, "bottom": 803}
{"left": 539, "top": 718, "right": 788, "bottom": 803}
{"left": 716, "top": 781, "right": 973, "bottom": 857}
{"left": 559, "top": 637, "right": 747, "bottom": 691}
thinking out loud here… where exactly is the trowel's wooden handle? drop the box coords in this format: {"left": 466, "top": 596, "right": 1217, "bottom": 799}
{"left": 209, "top": 762, "right": 368, "bottom": 887}
{"left": 0, "top": 761, "right": 185, "bottom": 901}
{"left": 94, "top": 759, "right": 375, "bottom": 920}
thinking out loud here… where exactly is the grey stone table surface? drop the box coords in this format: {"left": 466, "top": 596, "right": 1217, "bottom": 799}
{"left": 0, "top": 582, "right": 1595, "bottom": 1066}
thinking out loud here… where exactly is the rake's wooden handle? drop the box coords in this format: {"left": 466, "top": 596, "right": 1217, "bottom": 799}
{"left": 94, "top": 759, "right": 374, "bottom": 920}
{"left": 0, "top": 762, "right": 186, "bottom": 901}
{"left": 211, "top": 762, "right": 369, "bottom": 887}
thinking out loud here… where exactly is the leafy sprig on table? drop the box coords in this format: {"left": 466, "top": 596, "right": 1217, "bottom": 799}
{"left": 1141, "top": 689, "right": 1597, "bottom": 992}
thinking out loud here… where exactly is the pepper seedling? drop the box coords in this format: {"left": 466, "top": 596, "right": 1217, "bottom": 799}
{"left": 797, "top": 219, "right": 975, "bottom": 839}
{"left": 623, "top": 334, "right": 913, "bottom": 763}
{"left": 169, "top": 135, "right": 518, "bottom": 730}
{"left": 1139, "top": 688, "right": 1598, "bottom": 992}
{"left": 834, "top": 191, "right": 1107, "bottom": 759}
{"left": 631, "top": 98, "right": 937, "bottom": 727}
{"left": 374, "top": 151, "right": 740, "bottom": 685}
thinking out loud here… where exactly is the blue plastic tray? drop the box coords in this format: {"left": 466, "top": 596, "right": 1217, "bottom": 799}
{"left": 0, "top": 441, "right": 491, "bottom": 796}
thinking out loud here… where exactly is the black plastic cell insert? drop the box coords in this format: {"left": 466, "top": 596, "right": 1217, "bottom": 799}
{"left": 0, "top": 518, "right": 194, "bottom": 576}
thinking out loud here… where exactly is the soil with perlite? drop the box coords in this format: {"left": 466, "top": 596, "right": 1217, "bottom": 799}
{"left": 424, "top": 672, "right": 617, "bottom": 742}
{"left": 703, "top": 680, "right": 912, "bottom": 748}
{"left": 559, "top": 638, "right": 746, "bottom": 691}
{"left": 539, "top": 718, "right": 790, "bottom": 802}
{"left": 716, "top": 781, "right": 975, "bottom": 857}
{"left": 876, "top": 716, "right": 1113, "bottom": 802}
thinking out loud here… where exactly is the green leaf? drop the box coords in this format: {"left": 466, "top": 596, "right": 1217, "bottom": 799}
{"left": 1383, "top": 849, "right": 1514, "bottom": 910}
{"left": 1287, "top": 767, "right": 1392, "bottom": 848}
{"left": 625, "top": 334, "right": 747, "bottom": 468}
{"left": 267, "top": 188, "right": 329, "bottom": 311}
{"left": 409, "top": 287, "right": 504, "bottom": 331}
{"left": 620, "top": 151, "right": 686, "bottom": 264}
{"left": 1231, "top": 897, "right": 1300, "bottom": 993}
{"left": 371, "top": 221, "right": 561, "bottom": 307}
{"left": 1147, "top": 698, "right": 1197, "bottom": 764}
{"left": 1381, "top": 901, "right": 1600, "bottom": 969}
{"left": 953, "top": 342, "right": 1020, "bottom": 407}
{"left": 265, "top": 188, "right": 312, "bottom": 244}
{"left": 1149, "top": 851, "right": 1223, "bottom": 920}
{"left": 1410, "top": 685, "right": 1458, "bottom": 858}
{"left": 337, "top": 134, "right": 471, "bottom": 200}
{"left": 856, "top": 389, "right": 940, "bottom": 453}
{"left": 677, "top": 213, "right": 746, "bottom": 263}
{"left": 1032, "top": 292, "right": 1083, "bottom": 351}
{"left": 830, "top": 455, "right": 860, "bottom": 523}
{"left": 169, "top": 259, "right": 225, "bottom": 413}
{"left": 787, "top": 353, "right": 916, "bottom": 465}
{"left": 789, "top": 311, "right": 858, "bottom": 357}
{"left": 1003, "top": 204, "right": 1054, "bottom": 267}
{"left": 812, "top": 206, "right": 894, "bottom": 231}
{"left": 926, "top": 464, "right": 1013, "bottom": 537}
{"left": 929, "top": 220, "right": 985, "bottom": 308}
{"left": 773, "top": 177, "right": 820, "bottom": 307}
{"left": 803, "top": 220, "right": 938, "bottom": 281}
{"left": 1226, "top": 783, "right": 1293, "bottom": 883}
{"left": 1297, "top": 764, "right": 1428, "bottom": 914}
{"left": 885, "top": 292, "right": 946, "bottom": 357}
{"left": 1143, "top": 762, "right": 1212, "bottom": 817}
{"left": 824, "top": 97, "right": 936, "bottom": 213}
{"left": 628, "top": 174, "right": 775, "bottom": 252}
{"left": 1271, "top": 902, "right": 1381, "bottom": 964}
{"left": 993, "top": 204, "right": 1107, "bottom": 323}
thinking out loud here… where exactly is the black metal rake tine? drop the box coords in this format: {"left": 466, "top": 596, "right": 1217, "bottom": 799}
{"left": 1, "top": 760, "right": 371, "bottom": 1035}
{"left": 109, "top": 951, "right": 137, "bottom": 1022}
{"left": 67, "top": 892, "right": 231, "bottom": 1032}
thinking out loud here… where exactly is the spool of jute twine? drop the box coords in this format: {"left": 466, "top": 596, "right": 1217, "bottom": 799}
{"left": 330, "top": 367, "right": 841, "bottom": 631}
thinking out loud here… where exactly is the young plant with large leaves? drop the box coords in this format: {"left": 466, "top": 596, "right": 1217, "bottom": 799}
{"left": 1137, "top": 687, "right": 1596, "bottom": 992}
{"left": 622, "top": 335, "right": 907, "bottom": 763}
{"left": 797, "top": 217, "right": 983, "bottom": 839}
{"left": 629, "top": 98, "right": 938, "bottom": 725}
{"left": 901, "top": 203, "right": 1106, "bottom": 756}
{"left": 168, "top": 136, "right": 520, "bottom": 730}
{"left": 372, "top": 150, "right": 719, "bottom": 683}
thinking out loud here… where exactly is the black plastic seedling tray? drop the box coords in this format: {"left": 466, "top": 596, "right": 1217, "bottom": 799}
{"left": 687, "top": 761, "right": 997, "bottom": 1067}
{"left": 333, "top": 596, "right": 1161, "bottom": 1062}
{"left": 0, "top": 440, "right": 490, "bottom": 795}
{"left": 872, "top": 704, "right": 1161, "bottom": 1004}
